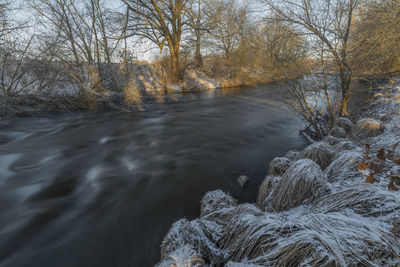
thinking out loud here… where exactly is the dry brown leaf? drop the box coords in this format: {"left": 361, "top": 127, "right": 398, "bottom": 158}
{"left": 387, "top": 143, "right": 398, "bottom": 160}
{"left": 377, "top": 148, "right": 386, "bottom": 160}
{"left": 358, "top": 161, "right": 368, "bottom": 171}
{"left": 369, "top": 162, "right": 383, "bottom": 174}
{"left": 388, "top": 180, "right": 399, "bottom": 191}
{"left": 392, "top": 176, "right": 400, "bottom": 186}
{"left": 366, "top": 175, "right": 375, "bottom": 184}
{"left": 364, "top": 144, "right": 372, "bottom": 160}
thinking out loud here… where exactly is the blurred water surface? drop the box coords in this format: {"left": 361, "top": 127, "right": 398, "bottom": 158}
{"left": 1, "top": 83, "right": 323, "bottom": 266}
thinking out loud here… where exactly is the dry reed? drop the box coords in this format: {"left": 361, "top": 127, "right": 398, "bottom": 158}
{"left": 265, "top": 159, "right": 328, "bottom": 212}
{"left": 256, "top": 176, "right": 279, "bottom": 210}
{"left": 268, "top": 157, "right": 291, "bottom": 176}
{"left": 301, "top": 141, "right": 337, "bottom": 169}
{"left": 352, "top": 118, "right": 385, "bottom": 138}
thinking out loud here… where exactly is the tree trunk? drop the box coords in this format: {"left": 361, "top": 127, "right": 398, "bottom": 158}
{"left": 168, "top": 39, "right": 181, "bottom": 82}
{"left": 195, "top": 32, "right": 203, "bottom": 68}
{"left": 339, "top": 68, "right": 352, "bottom": 116}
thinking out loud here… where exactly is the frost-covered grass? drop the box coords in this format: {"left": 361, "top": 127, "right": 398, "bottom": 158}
{"left": 301, "top": 141, "right": 337, "bottom": 169}
{"left": 157, "top": 78, "right": 400, "bottom": 266}
{"left": 256, "top": 176, "right": 278, "bottom": 209}
{"left": 352, "top": 118, "right": 385, "bottom": 138}
{"left": 268, "top": 157, "right": 291, "bottom": 176}
{"left": 265, "top": 159, "right": 329, "bottom": 212}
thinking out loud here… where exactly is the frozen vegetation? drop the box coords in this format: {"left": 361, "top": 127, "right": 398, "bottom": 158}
{"left": 157, "top": 79, "right": 400, "bottom": 266}
{"left": 0, "top": 63, "right": 247, "bottom": 126}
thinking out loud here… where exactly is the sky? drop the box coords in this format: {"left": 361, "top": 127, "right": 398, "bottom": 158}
{"left": 8, "top": 0, "right": 267, "bottom": 62}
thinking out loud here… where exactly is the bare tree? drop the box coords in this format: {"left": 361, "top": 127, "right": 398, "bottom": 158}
{"left": 186, "top": 0, "right": 220, "bottom": 68}
{"left": 259, "top": 18, "right": 307, "bottom": 69}
{"left": 0, "top": 1, "right": 27, "bottom": 42}
{"left": 28, "top": 0, "right": 126, "bottom": 94}
{"left": 122, "top": 0, "right": 192, "bottom": 82}
{"left": 187, "top": 0, "right": 205, "bottom": 68}
{"left": 264, "top": 0, "right": 360, "bottom": 116}
{"left": 207, "top": 0, "right": 248, "bottom": 59}
{"left": 349, "top": 0, "right": 400, "bottom": 75}
{"left": 284, "top": 42, "right": 341, "bottom": 140}
{"left": 0, "top": 1, "right": 56, "bottom": 96}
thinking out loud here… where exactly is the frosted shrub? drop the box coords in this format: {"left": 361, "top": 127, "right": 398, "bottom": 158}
{"left": 266, "top": 159, "right": 328, "bottom": 212}
{"left": 352, "top": 118, "right": 384, "bottom": 138}
{"left": 256, "top": 176, "right": 279, "bottom": 210}
{"left": 268, "top": 157, "right": 291, "bottom": 176}
{"left": 301, "top": 141, "right": 337, "bottom": 169}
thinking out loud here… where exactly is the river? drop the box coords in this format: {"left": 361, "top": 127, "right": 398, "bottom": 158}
{"left": 0, "top": 84, "right": 317, "bottom": 266}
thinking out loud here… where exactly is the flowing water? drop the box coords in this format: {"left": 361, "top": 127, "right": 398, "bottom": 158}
{"left": 0, "top": 82, "right": 368, "bottom": 266}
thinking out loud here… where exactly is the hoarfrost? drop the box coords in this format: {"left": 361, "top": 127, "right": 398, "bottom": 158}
{"left": 352, "top": 118, "right": 385, "bottom": 138}
{"left": 256, "top": 176, "right": 279, "bottom": 210}
{"left": 268, "top": 157, "right": 291, "bottom": 176}
{"left": 284, "top": 150, "right": 301, "bottom": 161}
{"left": 329, "top": 126, "right": 347, "bottom": 138}
{"left": 200, "top": 190, "right": 237, "bottom": 217}
{"left": 301, "top": 141, "right": 337, "bottom": 169}
{"left": 266, "top": 159, "right": 328, "bottom": 212}
{"left": 324, "top": 150, "right": 363, "bottom": 183}
{"left": 336, "top": 117, "right": 353, "bottom": 133}
{"left": 156, "top": 244, "right": 206, "bottom": 267}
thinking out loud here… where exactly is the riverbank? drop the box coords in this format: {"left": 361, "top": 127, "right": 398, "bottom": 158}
{"left": 0, "top": 64, "right": 291, "bottom": 127}
{"left": 157, "top": 78, "right": 400, "bottom": 266}
{"left": 0, "top": 72, "right": 272, "bottom": 127}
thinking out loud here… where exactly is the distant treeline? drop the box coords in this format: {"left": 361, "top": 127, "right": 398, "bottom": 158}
{"left": 0, "top": 0, "right": 399, "bottom": 114}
